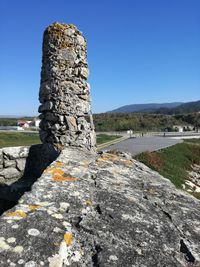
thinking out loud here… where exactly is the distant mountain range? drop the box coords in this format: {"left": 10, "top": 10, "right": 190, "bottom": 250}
{"left": 109, "top": 100, "right": 200, "bottom": 114}
{"left": 110, "top": 102, "right": 183, "bottom": 113}
{"left": 156, "top": 100, "right": 200, "bottom": 115}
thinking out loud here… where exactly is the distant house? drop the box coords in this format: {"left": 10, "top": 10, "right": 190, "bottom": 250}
{"left": 17, "top": 120, "right": 30, "bottom": 128}
{"left": 173, "top": 125, "right": 184, "bottom": 132}
{"left": 18, "top": 118, "right": 40, "bottom": 129}
{"left": 173, "top": 125, "right": 193, "bottom": 132}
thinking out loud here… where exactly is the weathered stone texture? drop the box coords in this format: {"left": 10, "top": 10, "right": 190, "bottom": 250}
{"left": 0, "top": 147, "right": 29, "bottom": 184}
{"left": 0, "top": 167, "right": 20, "bottom": 180}
{"left": 0, "top": 149, "right": 3, "bottom": 167}
{"left": 39, "top": 23, "right": 96, "bottom": 151}
{"left": 0, "top": 22, "right": 199, "bottom": 267}
{"left": 3, "top": 147, "right": 29, "bottom": 160}
{"left": 0, "top": 148, "right": 199, "bottom": 266}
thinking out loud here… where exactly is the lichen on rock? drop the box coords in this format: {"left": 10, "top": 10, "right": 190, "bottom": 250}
{"left": 0, "top": 147, "right": 199, "bottom": 266}
{"left": 0, "top": 22, "right": 199, "bottom": 267}
{"left": 39, "top": 22, "right": 96, "bottom": 152}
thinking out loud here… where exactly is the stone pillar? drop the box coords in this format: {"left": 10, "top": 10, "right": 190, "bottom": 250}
{"left": 38, "top": 23, "right": 96, "bottom": 152}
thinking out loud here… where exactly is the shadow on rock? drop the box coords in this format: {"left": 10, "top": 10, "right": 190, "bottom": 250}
{"left": 0, "top": 144, "right": 59, "bottom": 215}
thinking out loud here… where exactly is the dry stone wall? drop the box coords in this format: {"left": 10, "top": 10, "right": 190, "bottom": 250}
{"left": 39, "top": 23, "right": 96, "bottom": 151}
{"left": 0, "top": 147, "right": 29, "bottom": 184}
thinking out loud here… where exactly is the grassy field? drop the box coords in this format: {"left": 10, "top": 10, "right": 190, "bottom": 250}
{"left": 96, "top": 134, "right": 122, "bottom": 145}
{"left": 0, "top": 132, "right": 41, "bottom": 148}
{"left": 184, "top": 138, "right": 200, "bottom": 144}
{"left": 135, "top": 139, "right": 200, "bottom": 199}
{"left": 0, "top": 132, "right": 121, "bottom": 148}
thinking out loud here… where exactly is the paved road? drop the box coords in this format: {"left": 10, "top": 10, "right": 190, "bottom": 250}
{"left": 103, "top": 136, "right": 183, "bottom": 156}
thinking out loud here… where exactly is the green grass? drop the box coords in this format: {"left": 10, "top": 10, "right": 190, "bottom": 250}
{"left": 184, "top": 138, "right": 200, "bottom": 144}
{"left": 96, "top": 134, "right": 122, "bottom": 145}
{"left": 0, "top": 132, "right": 41, "bottom": 148}
{"left": 0, "top": 132, "right": 121, "bottom": 148}
{"left": 135, "top": 142, "right": 200, "bottom": 190}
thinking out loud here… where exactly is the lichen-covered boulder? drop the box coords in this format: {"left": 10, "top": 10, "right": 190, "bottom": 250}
{"left": 0, "top": 148, "right": 199, "bottom": 266}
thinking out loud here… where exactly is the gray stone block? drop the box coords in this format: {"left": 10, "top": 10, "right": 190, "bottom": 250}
{"left": 3, "top": 146, "right": 29, "bottom": 160}
{"left": 4, "top": 160, "right": 16, "bottom": 168}
{"left": 0, "top": 167, "right": 20, "bottom": 179}
{"left": 0, "top": 177, "right": 5, "bottom": 184}
{"left": 16, "top": 158, "right": 26, "bottom": 172}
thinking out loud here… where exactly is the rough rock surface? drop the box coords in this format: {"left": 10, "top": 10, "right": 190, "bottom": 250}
{"left": 185, "top": 164, "right": 200, "bottom": 192}
{"left": 39, "top": 23, "right": 96, "bottom": 151}
{"left": 0, "top": 144, "right": 59, "bottom": 214}
{"left": 0, "top": 147, "right": 29, "bottom": 184}
{"left": 0, "top": 147, "right": 199, "bottom": 267}
{"left": 1, "top": 22, "right": 199, "bottom": 267}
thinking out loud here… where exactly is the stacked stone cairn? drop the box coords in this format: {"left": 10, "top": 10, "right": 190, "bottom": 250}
{"left": 39, "top": 23, "right": 96, "bottom": 151}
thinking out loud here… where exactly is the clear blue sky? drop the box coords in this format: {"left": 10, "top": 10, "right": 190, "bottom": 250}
{"left": 0, "top": 0, "right": 199, "bottom": 115}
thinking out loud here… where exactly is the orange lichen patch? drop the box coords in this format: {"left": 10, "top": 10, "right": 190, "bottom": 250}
{"left": 45, "top": 166, "right": 65, "bottom": 176}
{"left": 6, "top": 210, "right": 27, "bottom": 218}
{"left": 64, "top": 232, "right": 73, "bottom": 246}
{"left": 85, "top": 200, "right": 92, "bottom": 206}
{"left": 29, "top": 205, "right": 42, "bottom": 211}
{"left": 51, "top": 168, "right": 65, "bottom": 176}
{"left": 47, "top": 166, "right": 79, "bottom": 182}
{"left": 53, "top": 174, "right": 79, "bottom": 182}
{"left": 55, "top": 161, "right": 63, "bottom": 167}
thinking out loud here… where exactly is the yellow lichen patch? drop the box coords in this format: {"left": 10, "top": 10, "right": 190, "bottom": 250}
{"left": 98, "top": 154, "right": 133, "bottom": 168}
{"left": 48, "top": 22, "right": 68, "bottom": 32}
{"left": 85, "top": 200, "right": 92, "bottom": 206}
{"left": 53, "top": 169, "right": 64, "bottom": 175}
{"left": 98, "top": 153, "right": 120, "bottom": 162}
{"left": 6, "top": 210, "right": 27, "bottom": 218}
{"left": 29, "top": 205, "right": 42, "bottom": 211}
{"left": 53, "top": 175, "right": 79, "bottom": 182}
{"left": 120, "top": 159, "right": 133, "bottom": 167}
{"left": 44, "top": 166, "right": 55, "bottom": 173}
{"left": 64, "top": 232, "right": 73, "bottom": 246}
{"left": 55, "top": 161, "right": 63, "bottom": 167}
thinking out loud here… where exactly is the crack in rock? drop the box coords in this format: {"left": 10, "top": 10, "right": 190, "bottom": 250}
{"left": 92, "top": 244, "right": 103, "bottom": 267}
{"left": 95, "top": 204, "right": 102, "bottom": 215}
{"left": 180, "top": 239, "right": 195, "bottom": 263}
